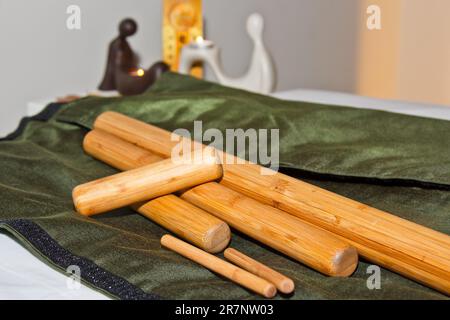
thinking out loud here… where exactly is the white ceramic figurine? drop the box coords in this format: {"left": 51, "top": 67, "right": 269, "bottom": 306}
{"left": 178, "top": 13, "right": 275, "bottom": 94}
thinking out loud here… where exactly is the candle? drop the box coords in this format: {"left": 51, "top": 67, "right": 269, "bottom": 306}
{"left": 129, "top": 68, "right": 145, "bottom": 77}
{"left": 189, "top": 36, "right": 214, "bottom": 49}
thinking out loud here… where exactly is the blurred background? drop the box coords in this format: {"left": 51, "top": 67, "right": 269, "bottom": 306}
{"left": 1, "top": 0, "right": 449, "bottom": 136}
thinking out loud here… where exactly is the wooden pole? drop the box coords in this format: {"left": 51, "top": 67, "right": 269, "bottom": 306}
{"left": 224, "top": 248, "right": 295, "bottom": 294}
{"left": 83, "top": 129, "right": 358, "bottom": 277}
{"left": 84, "top": 130, "right": 230, "bottom": 253}
{"left": 161, "top": 235, "right": 277, "bottom": 298}
{"left": 93, "top": 111, "right": 450, "bottom": 295}
{"left": 73, "top": 149, "right": 222, "bottom": 215}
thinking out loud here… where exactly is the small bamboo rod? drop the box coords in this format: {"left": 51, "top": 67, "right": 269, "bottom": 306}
{"left": 135, "top": 195, "right": 230, "bottom": 253}
{"left": 161, "top": 234, "right": 277, "bottom": 298}
{"left": 83, "top": 129, "right": 358, "bottom": 277}
{"left": 73, "top": 149, "right": 222, "bottom": 215}
{"left": 84, "top": 130, "right": 230, "bottom": 253}
{"left": 224, "top": 248, "right": 295, "bottom": 294}
{"left": 93, "top": 111, "right": 450, "bottom": 295}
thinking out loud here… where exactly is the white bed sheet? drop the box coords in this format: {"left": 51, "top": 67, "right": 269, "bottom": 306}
{"left": 272, "top": 88, "right": 450, "bottom": 120}
{"left": 1, "top": 88, "right": 449, "bottom": 300}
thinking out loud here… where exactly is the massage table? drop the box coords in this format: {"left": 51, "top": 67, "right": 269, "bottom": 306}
{"left": 1, "top": 87, "right": 449, "bottom": 299}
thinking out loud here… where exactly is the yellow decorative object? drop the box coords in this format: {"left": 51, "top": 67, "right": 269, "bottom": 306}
{"left": 163, "top": 0, "right": 203, "bottom": 78}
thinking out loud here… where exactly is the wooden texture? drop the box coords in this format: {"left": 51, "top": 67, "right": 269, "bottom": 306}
{"left": 73, "top": 149, "right": 222, "bottom": 215}
{"left": 134, "top": 195, "right": 230, "bottom": 253}
{"left": 93, "top": 111, "right": 450, "bottom": 295}
{"left": 84, "top": 131, "right": 230, "bottom": 253}
{"left": 161, "top": 235, "right": 277, "bottom": 298}
{"left": 83, "top": 129, "right": 359, "bottom": 277}
{"left": 83, "top": 129, "right": 164, "bottom": 171}
{"left": 224, "top": 248, "right": 295, "bottom": 294}
{"left": 181, "top": 182, "right": 358, "bottom": 276}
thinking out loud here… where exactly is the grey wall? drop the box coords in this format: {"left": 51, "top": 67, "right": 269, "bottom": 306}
{"left": 0, "top": 0, "right": 360, "bottom": 136}
{"left": 203, "top": 0, "right": 359, "bottom": 93}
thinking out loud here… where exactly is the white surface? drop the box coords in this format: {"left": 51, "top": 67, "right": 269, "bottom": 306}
{"left": 0, "top": 232, "right": 108, "bottom": 300}
{"left": 272, "top": 88, "right": 450, "bottom": 121}
{"left": 26, "top": 90, "right": 119, "bottom": 117}
{"left": 3, "top": 88, "right": 450, "bottom": 300}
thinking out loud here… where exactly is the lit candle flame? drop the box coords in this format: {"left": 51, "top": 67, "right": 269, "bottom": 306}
{"left": 136, "top": 69, "right": 145, "bottom": 77}
{"left": 195, "top": 36, "right": 205, "bottom": 44}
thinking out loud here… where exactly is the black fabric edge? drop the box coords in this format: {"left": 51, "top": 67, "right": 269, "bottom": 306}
{"left": 0, "top": 219, "right": 162, "bottom": 300}
{"left": 278, "top": 167, "right": 450, "bottom": 192}
{"left": 0, "top": 103, "right": 64, "bottom": 141}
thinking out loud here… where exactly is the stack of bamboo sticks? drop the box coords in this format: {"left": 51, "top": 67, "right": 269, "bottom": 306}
{"left": 72, "top": 111, "right": 450, "bottom": 297}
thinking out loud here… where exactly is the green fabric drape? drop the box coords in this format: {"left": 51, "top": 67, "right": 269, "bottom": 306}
{"left": 1, "top": 72, "right": 449, "bottom": 299}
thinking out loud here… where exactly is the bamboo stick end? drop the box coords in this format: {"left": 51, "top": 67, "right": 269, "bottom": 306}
{"left": 72, "top": 186, "right": 88, "bottom": 216}
{"left": 204, "top": 222, "right": 231, "bottom": 253}
{"left": 329, "top": 246, "right": 359, "bottom": 277}
{"left": 279, "top": 278, "right": 295, "bottom": 294}
{"left": 263, "top": 283, "right": 277, "bottom": 298}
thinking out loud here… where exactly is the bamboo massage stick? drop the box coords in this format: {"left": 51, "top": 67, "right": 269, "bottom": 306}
{"left": 83, "top": 130, "right": 230, "bottom": 253}
{"left": 224, "top": 248, "right": 295, "bottom": 294}
{"left": 83, "top": 129, "right": 359, "bottom": 277}
{"left": 93, "top": 111, "right": 450, "bottom": 295}
{"left": 135, "top": 196, "right": 230, "bottom": 253}
{"left": 161, "top": 234, "right": 277, "bottom": 298}
{"left": 73, "top": 148, "right": 222, "bottom": 215}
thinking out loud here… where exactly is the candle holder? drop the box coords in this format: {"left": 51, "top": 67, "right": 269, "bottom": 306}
{"left": 98, "top": 18, "right": 170, "bottom": 96}
{"left": 178, "top": 13, "right": 275, "bottom": 94}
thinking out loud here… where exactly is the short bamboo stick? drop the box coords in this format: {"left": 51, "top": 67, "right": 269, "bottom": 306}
{"left": 135, "top": 195, "right": 230, "bottom": 253}
{"left": 161, "top": 234, "right": 277, "bottom": 298}
{"left": 83, "top": 131, "right": 230, "bottom": 253}
{"left": 93, "top": 111, "right": 450, "bottom": 295}
{"left": 224, "top": 248, "right": 295, "bottom": 294}
{"left": 83, "top": 129, "right": 359, "bottom": 277}
{"left": 73, "top": 149, "right": 222, "bottom": 215}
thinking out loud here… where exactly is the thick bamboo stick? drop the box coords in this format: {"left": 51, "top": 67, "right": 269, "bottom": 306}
{"left": 135, "top": 195, "right": 230, "bottom": 253}
{"left": 93, "top": 111, "right": 450, "bottom": 295}
{"left": 73, "top": 149, "right": 222, "bottom": 215}
{"left": 161, "top": 235, "right": 277, "bottom": 298}
{"left": 84, "top": 130, "right": 230, "bottom": 253}
{"left": 224, "top": 248, "right": 295, "bottom": 294}
{"left": 84, "top": 129, "right": 359, "bottom": 277}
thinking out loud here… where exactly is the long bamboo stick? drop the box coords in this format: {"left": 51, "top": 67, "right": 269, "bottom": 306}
{"left": 93, "top": 111, "right": 450, "bottom": 295}
{"left": 161, "top": 235, "right": 277, "bottom": 298}
{"left": 84, "top": 129, "right": 359, "bottom": 277}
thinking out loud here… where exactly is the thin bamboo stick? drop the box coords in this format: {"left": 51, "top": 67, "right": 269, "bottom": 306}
{"left": 161, "top": 235, "right": 277, "bottom": 298}
{"left": 224, "top": 248, "right": 295, "bottom": 294}
{"left": 93, "top": 111, "right": 450, "bottom": 295}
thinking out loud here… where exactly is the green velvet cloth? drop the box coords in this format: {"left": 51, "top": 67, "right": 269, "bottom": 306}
{"left": 1, "top": 72, "right": 449, "bottom": 299}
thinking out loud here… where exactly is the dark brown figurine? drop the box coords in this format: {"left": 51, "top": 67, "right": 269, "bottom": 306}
{"left": 98, "top": 18, "right": 169, "bottom": 95}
